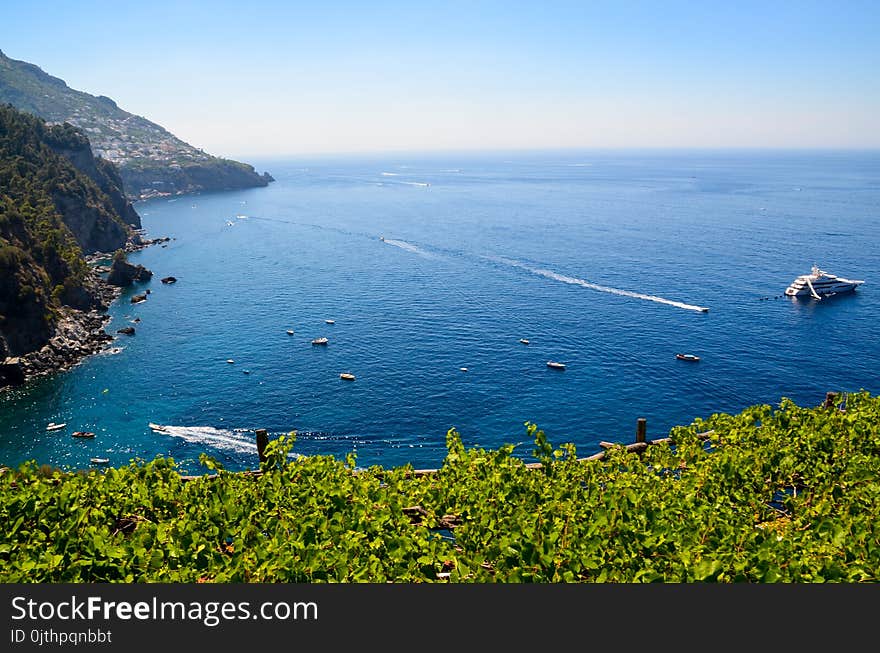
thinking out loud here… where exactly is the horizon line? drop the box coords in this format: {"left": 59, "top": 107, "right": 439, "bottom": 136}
{"left": 227, "top": 145, "right": 880, "bottom": 161}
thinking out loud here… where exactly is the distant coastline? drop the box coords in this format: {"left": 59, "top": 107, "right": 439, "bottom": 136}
{"left": 0, "top": 49, "right": 274, "bottom": 201}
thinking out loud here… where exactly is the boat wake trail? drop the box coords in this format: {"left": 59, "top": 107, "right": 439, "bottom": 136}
{"left": 151, "top": 425, "right": 259, "bottom": 455}
{"left": 381, "top": 238, "right": 436, "bottom": 258}
{"left": 489, "top": 256, "right": 709, "bottom": 313}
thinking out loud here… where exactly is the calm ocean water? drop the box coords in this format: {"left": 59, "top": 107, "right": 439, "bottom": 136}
{"left": 2, "top": 150, "right": 878, "bottom": 473}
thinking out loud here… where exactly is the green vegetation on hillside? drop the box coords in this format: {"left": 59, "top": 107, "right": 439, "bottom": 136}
{"left": 2, "top": 391, "right": 877, "bottom": 582}
{"left": 0, "top": 103, "right": 131, "bottom": 357}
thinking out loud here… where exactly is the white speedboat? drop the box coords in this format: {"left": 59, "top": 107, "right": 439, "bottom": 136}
{"left": 546, "top": 361, "right": 566, "bottom": 370}
{"left": 312, "top": 337, "right": 328, "bottom": 345}
{"left": 785, "top": 265, "right": 864, "bottom": 299}
{"left": 46, "top": 422, "right": 67, "bottom": 431}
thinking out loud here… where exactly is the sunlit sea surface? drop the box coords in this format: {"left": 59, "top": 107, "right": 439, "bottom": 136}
{"left": 2, "top": 150, "right": 878, "bottom": 473}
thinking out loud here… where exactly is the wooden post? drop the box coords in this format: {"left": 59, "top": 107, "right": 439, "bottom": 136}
{"left": 636, "top": 418, "right": 647, "bottom": 443}
{"left": 255, "top": 428, "right": 269, "bottom": 463}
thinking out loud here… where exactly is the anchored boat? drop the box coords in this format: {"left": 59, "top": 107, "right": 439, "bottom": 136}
{"left": 785, "top": 265, "right": 864, "bottom": 300}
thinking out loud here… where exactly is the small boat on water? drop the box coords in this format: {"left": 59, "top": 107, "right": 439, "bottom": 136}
{"left": 547, "top": 361, "right": 566, "bottom": 370}
{"left": 460, "top": 367, "right": 468, "bottom": 372}
{"left": 90, "top": 458, "right": 110, "bottom": 465}
{"left": 72, "top": 431, "right": 96, "bottom": 438}
{"left": 339, "top": 373, "right": 356, "bottom": 381}
{"left": 325, "top": 319, "right": 335, "bottom": 324}
{"left": 148, "top": 422, "right": 167, "bottom": 432}
{"left": 286, "top": 329, "right": 294, "bottom": 335}
{"left": 675, "top": 353, "right": 700, "bottom": 362}
{"left": 46, "top": 422, "right": 67, "bottom": 431}
{"left": 312, "top": 337, "right": 329, "bottom": 345}
{"left": 226, "top": 359, "right": 235, "bottom": 364}
{"left": 519, "top": 339, "right": 530, "bottom": 345}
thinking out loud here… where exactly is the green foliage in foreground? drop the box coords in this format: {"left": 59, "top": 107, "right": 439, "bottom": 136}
{"left": 2, "top": 392, "right": 879, "bottom": 582}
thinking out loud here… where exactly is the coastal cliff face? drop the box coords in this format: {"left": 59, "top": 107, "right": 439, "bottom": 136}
{"left": 0, "top": 49, "right": 273, "bottom": 200}
{"left": 45, "top": 125, "right": 141, "bottom": 229}
{"left": 0, "top": 104, "right": 136, "bottom": 382}
{"left": 119, "top": 158, "right": 274, "bottom": 200}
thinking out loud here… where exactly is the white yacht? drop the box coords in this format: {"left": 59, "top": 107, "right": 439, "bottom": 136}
{"left": 785, "top": 265, "right": 864, "bottom": 299}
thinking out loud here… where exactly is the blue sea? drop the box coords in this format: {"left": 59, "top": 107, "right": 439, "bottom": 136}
{"left": 1, "top": 150, "right": 878, "bottom": 473}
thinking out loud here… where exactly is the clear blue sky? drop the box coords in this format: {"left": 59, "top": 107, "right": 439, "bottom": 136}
{"left": 2, "top": 0, "right": 878, "bottom": 158}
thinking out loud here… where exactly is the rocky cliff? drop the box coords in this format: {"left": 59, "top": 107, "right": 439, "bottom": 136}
{"left": 0, "top": 103, "right": 137, "bottom": 384}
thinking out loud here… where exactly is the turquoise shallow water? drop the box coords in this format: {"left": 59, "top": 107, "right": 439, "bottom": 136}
{"left": 1, "top": 150, "right": 878, "bottom": 473}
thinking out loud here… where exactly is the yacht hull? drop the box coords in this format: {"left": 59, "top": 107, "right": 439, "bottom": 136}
{"left": 785, "top": 283, "right": 860, "bottom": 297}
{"left": 785, "top": 266, "right": 864, "bottom": 298}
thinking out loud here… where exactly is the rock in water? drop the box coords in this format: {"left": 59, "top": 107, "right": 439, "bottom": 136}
{"left": 116, "top": 326, "right": 135, "bottom": 335}
{"left": 0, "top": 358, "right": 25, "bottom": 386}
{"left": 107, "top": 251, "right": 152, "bottom": 287}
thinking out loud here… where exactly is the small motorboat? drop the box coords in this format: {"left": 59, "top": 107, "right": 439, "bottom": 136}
{"left": 675, "top": 353, "right": 700, "bottom": 362}
{"left": 460, "top": 367, "right": 468, "bottom": 372}
{"left": 312, "top": 337, "right": 329, "bottom": 345}
{"left": 90, "top": 458, "right": 110, "bottom": 465}
{"left": 226, "top": 359, "right": 235, "bottom": 364}
{"left": 339, "top": 373, "right": 356, "bottom": 381}
{"left": 148, "top": 423, "right": 168, "bottom": 433}
{"left": 325, "top": 319, "right": 335, "bottom": 324}
{"left": 519, "top": 339, "right": 530, "bottom": 345}
{"left": 46, "top": 422, "right": 67, "bottom": 431}
{"left": 286, "top": 329, "right": 294, "bottom": 335}
{"left": 72, "top": 431, "right": 96, "bottom": 438}
{"left": 547, "top": 361, "right": 566, "bottom": 370}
